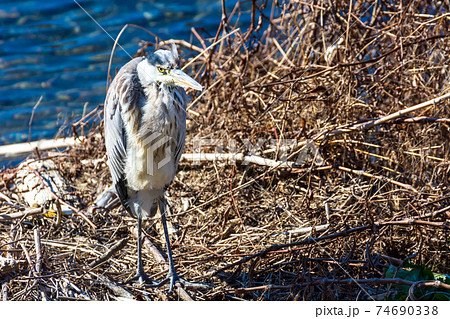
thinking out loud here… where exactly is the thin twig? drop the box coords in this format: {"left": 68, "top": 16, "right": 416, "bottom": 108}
{"left": 89, "top": 238, "right": 128, "bottom": 268}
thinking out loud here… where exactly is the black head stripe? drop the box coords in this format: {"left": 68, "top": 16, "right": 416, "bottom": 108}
{"left": 147, "top": 49, "right": 179, "bottom": 69}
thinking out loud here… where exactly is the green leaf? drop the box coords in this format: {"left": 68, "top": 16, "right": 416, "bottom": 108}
{"left": 383, "top": 263, "right": 450, "bottom": 301}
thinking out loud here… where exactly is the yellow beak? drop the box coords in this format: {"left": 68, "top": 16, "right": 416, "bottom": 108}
{"left": 170, "top": 69, "right": 203, "bottom": 91}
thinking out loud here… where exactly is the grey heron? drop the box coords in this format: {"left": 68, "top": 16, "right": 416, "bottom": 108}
{"left": 104, "top": 44, "right": 202, "bottom": 293}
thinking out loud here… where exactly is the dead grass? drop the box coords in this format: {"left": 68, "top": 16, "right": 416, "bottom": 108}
{"left": 0, "top": 0, "right": 449, "bottom": 300}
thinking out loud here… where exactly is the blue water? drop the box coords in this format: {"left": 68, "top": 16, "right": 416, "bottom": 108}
{"left": 0, "top": 0, "right": 249, "bottom": 145}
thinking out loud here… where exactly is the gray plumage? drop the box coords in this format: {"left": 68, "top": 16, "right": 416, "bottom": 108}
{"left": 103, "top": 44, "right": 202, "bottom": 291}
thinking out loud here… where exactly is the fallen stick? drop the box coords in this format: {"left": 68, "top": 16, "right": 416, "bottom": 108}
{"left": 96, "top": 274, "right": 135, "bottom": 300}
{"left": 0, "top": 207, "right": 43, "bottom": 220}
{"left": 0, "top": 134, "right": 101, "bottom": 158}
{"left": 33, "top": 228, "right": 43, "bottom": 276}
{"left": 392, "top": 116, "right": 450, "bottom": 124}
{"left": 89, "top": 238, "right": 128, "bottom": 268}
{"left": 336, "top": 166, "right": 418, "bottom": 193}
{"left": 40, "top": 239, "right": 101, "bottom": 257}
{"left": 0, "top": 137, "right": 82, "bottom": 158}
{"left": 181, "top": 152, "right": 295, "bottom": 168}
{"left": 271, "top": 224, "right": 329, "bottom": 237}
{"left": 33, "top": 228, "right": 48, "bottom": 300}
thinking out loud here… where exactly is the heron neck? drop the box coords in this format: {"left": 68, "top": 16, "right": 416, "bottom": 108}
{"left": 136, "top": 58, "right": 156, "bottom": 87}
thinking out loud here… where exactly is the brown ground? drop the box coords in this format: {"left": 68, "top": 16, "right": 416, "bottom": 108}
{"left": 1, "top": 1, "right": 449, "bottom": 300}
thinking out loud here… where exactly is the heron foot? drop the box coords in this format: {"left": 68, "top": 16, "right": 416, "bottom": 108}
{"left": 125, "top": 270, "right": 158, "bottom": 285}
{"left": 147, "top": 271, "right": 209, "bottom": 294}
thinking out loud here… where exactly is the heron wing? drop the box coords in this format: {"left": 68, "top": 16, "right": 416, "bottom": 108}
{"left": 104, "top": 93, "right": 126, "bottom": 186}
{"left": 104, "top": 58, "right": 144, "bottom": 202}
{"left": 174, "top": 123, "right": 186, "bottom": 166}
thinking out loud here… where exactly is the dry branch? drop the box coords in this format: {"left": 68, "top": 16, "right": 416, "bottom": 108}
{"left": 336, "top": 166, "right": 418, "bottom": 193}
{"left": 0, "top": 136, "right": 94, "bottom": 158}
{"left": 181, "top": 152, "right": 295, "bottom": 168}
{"left": 326, "top": 92, "right": 450, "bottom": 137}
{"left": 0, "top": 207, "right": 43, "bottom": 220}
{"left": 228, "top": 278, "right": 450, "bottom": 295}
{"left": 1, "top": 0, "right": 449, "bottom": 301}
{"left": 213, "top": 217, "right": 449, "bottom": 276}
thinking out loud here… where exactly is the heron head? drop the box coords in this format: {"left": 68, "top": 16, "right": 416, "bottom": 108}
{"left": 137, "top": 44, "right": 203, "bottom": 91}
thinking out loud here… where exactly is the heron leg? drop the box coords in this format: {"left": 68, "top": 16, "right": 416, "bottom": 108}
{"left": 125, "top": 214, "right": 156, "bottom": 285}
{"left": 147, "top": 197, "right": 208, "bottom": 293}
{"left": 160, "top": 198, "right": 179, "bottom": 293}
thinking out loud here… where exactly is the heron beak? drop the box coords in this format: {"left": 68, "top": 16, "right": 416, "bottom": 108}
{"left": 170, "top": 69, "right": 203, "bottom": 91}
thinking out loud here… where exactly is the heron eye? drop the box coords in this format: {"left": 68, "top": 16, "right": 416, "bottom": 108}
{"left": 157, "top": 67, "right": 166, "bottom": 74}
